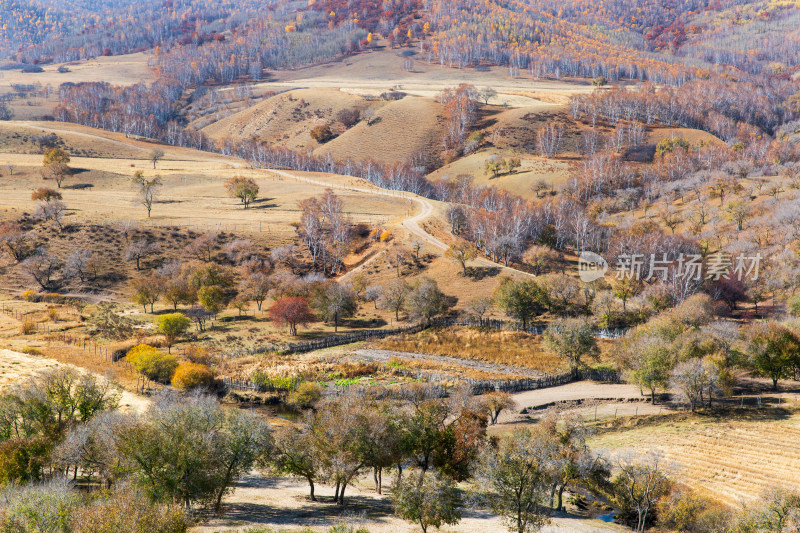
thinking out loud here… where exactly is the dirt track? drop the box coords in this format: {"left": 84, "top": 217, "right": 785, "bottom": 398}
{"left": 0, "top": 348, "right": 149, "bottom": 413}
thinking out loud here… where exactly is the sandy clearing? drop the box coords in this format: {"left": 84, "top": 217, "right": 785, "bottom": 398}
{"left": 492, "top": 381, "right": 662, "bottom": 426}
{"left": 0, "top": 348, "right": 149, "bottom": 413}
{"left": 192, "top": 476, "right": 626, "bottom": 533}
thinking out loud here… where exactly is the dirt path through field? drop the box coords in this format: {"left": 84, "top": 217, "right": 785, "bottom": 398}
{"left": 7, "top": 121, "right": 534, "bottom": 279}
{"left": 353, "top": 347, "right": 544, "bottom": 378}
{"left": 267, "top": 168, "right": 533, "bottom": 279}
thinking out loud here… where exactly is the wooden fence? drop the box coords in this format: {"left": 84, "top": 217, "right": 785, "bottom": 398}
{"left": 1, "top": 301, "right": 129, "bottom": 367}
{"left": 223, "top": 366, "right": 620, "bottom": 396}
{"left": 432, "top": 318, "right": 628, "bottom": 339}
{"left": 222, "top": 322, "right": 429, "bottom": 358}
{"left": 222, "top": 318, "right": 628, "bottom": 359}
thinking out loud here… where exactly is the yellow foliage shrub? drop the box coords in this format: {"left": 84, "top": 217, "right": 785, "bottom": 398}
{"left": 171, "top": 362, "right": 215, "bottom": 390}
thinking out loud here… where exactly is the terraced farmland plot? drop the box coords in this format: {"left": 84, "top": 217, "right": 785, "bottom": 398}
{"left": 592, "top": 412, "right": 800, "bottom": 506}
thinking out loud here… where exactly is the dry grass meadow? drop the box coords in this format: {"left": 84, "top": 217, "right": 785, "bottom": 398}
{"left": 0, "top": 47, "right": 789, "bottom": 527}
{"left": 590, "top": 409, "right": 800, "bottom": 507}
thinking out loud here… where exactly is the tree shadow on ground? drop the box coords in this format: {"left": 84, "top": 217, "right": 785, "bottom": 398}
{"left": 466, "top": 266, "right": 501, "bottom": 280}
{"left": 249, "top": 197, "right": 278, "bottom": 210}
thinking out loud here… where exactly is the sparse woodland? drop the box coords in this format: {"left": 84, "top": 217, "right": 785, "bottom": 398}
{"left": 4, "top": 0, "right": 800, "bottom": 531}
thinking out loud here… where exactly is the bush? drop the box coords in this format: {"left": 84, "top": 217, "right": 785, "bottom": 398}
{"left": 310, "top": 124, "right": 335, "bottom": 143}
{"left": 20, "top": 322, "right": 36, "bottom": 335}
{"left": 252, "top": 373, "right": 303, "bottom": 391}
{"left": 127, "top": 344, "right": 178, "bottom": 383}
{"left": 71, "top": 486, "right": 188, "bottom": 533}
{"left": 337, "top": 108, "right": 361, "bottom": 128}
{"left": 287, "top": 382, "right": 323, "bottom": 409}
{"left": 171, "top": 362, "right": 215, "bottom": 390}
{"left": 184, "top": 344, "right": 215, "bottom": 365}
{"left": 21, "top": 290, "right": 37, "bottom": 302}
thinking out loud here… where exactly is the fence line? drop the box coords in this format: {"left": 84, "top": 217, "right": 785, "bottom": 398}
{"left": 223, "top": 366, "right": 620, "bottom": 396}
{"left": 1, "top": 301, "right": 131, "bottom": 370}
{"left": 221, "top": 318, "right": 628, "bottom": 359}
{"left": 222, "top": 322, "right": 430, "bottom": 359}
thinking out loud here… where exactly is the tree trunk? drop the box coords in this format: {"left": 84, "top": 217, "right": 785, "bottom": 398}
{"left": 556, "top": 483, "right": 566, "bottom": 511}
{"left": 338, "top": 483, "right": 346, "bottom": 505}
{"left": 334, "top": 482, "right": 340, "bottom": 502}
{"left": 307, "top": 477, "right": 315, "bottom": 501}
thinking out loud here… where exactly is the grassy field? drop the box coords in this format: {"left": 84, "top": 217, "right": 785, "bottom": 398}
{"left": 590, "top": 409, "right": 800, "bottom": 506}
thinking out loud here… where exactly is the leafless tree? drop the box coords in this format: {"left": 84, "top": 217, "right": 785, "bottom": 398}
{"left": 124, "top": 239, "right": 160, "bottom": 270}
{"left": 466, "top": 297, "right": 492, "bottom": 326}
{"left": 613, "top": 452, "right": 672, "bottom": 533}
{"left": 365, "top": 284, "right": 383, "bottom": 309}
{"left": 64, "top": 248, "right": 93, "bottom": 281}
{"left": 35, "top": 199, "right": 68, "bottom": 231}
{"left": 225, "top": 239, "right": 254, "bottom": 264}
{"left": 0, "top": 222, "right": 33, "bottom": 262}
{"left": 150, "top": 148, "right": 165, "bottom": 169}
{"left": 537, "top": 124, "right": 563, "bottom": 158}
{"left": 188, "top": 233, "right": 218, "bottom": 262}
{"left": 21, "top": 248, "right": 60, "bottom": 289}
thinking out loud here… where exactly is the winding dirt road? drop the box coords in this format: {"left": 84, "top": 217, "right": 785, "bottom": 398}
{"left": 266, "top": 168, "right": 528, "bottom": 279}
{"left": 14, "top": 121, "right": 528, "bottom": 279}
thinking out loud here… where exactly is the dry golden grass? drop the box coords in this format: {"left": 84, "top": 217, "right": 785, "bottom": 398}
{"left": 430, "top": 149, "right": 575, "bottom": 199}
{"left": 0, "top": 53, "right": 153, "bottom": 89}
{"left": 258, "top": 47, "right": 596, "bottom": 106}
{"left": 591, "top": 409, "right": 800, "bottom": 506}
{"left": 379, "top": 326, "right": 565, "bottom": 373}
{"left": 200, "top": 88, "right": 369, "bottom": 149}
{"left": 646, "top": 127, "right": 726, "bottom": 147}
{"left": 0, "top": 123, "right": 409, "bottom": 239}
{"left": 314, "top": 95, "right": 445, "bottom": 164}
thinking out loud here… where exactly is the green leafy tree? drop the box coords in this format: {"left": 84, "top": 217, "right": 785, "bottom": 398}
{"left": 405, "top": 277, "right": 451, "bottom": 325}
{"left": 380, "top": 279, "right": 410, "bottom": 320}
{"left": 197, "top": 285, "right": 226, "bottom": 314}
{"left": 445, "top": 239, "right": 477, "bottom": 276}
{"left": 224, "top": 176, "right": 259, "bottom": 209}
{"left": 393, "top": 471, "right": 462, "bottom": 533}
{"left": 543, "top": 318, "right": 600, "bottom": 371}
{"left": 270, "top": 424, "right": 322, "bottom": 501}
{"left": 155, "top": 313, "right": 191, "bottom": 352}
{"left": 117, "top": 395, "right": 269, "bottom": 511}
{"left": 746, "top": 322, "right": 800, "bottom": 391}
{"left": 620, "top": 334, "right": 674, "bottom": 404}
{"left": 475, "top": 427, "right": 550, "bottom": 533}
{"left": 312, "top": 282, "right": 357, "bottom": 332}
{"left": 494, "top": 278, "right": 548, "bottom": 329}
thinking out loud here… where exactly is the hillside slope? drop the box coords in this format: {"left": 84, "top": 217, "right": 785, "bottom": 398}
{"left": 313, "top": 95, "right": 446, "bottom": 165}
